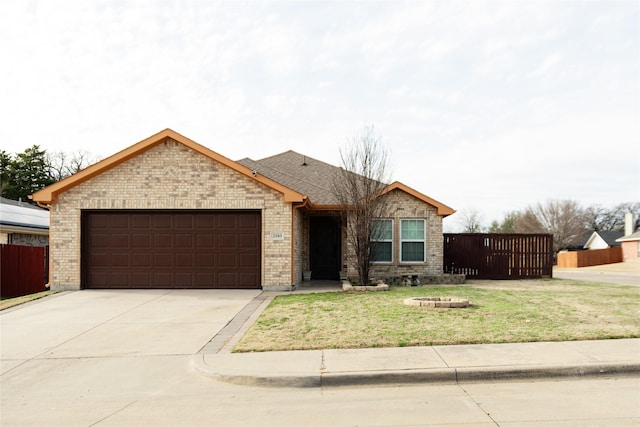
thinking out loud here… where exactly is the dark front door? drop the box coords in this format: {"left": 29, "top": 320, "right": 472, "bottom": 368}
{"left": 310, "top": 216, "right": 341, "bottom": 280}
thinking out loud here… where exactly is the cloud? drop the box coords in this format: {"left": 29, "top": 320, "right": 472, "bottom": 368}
{"left": 0, "top": 0, "right": 637, "bottom": 229}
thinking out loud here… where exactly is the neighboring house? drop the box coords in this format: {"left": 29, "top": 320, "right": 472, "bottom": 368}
{"left": 31, "top": 129, "right": 454, "bottom": 291}
{"left": 616, "top": 231, "right": 640, "bottom": 262}
{"left": 582, "top": 230, "right": 624, "bottom": 250}
{"left": 616, "top": 212, "right": 640, "bottom": 262}
{"left": 0, "top": 197, "right": 49, "bottom": 246}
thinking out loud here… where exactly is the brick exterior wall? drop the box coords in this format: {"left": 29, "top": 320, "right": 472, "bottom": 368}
{"left": 292, "top": 207, "right": 305, "bottom": 284}
{"left": 345, "top": 189, "right": 444, "bottom": 283}
{"left": 1, "top": 232, "right": 49, "bottom": 246}
{"left": 49, "top": 139, "right": 293, "bottom": 291}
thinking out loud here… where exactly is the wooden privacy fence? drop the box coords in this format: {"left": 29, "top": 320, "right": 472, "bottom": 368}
{"left": 556, "top": 247, "right": 622, "bottom": 268}
{"left": 443, "top": 234, "right": 554, "bottom": 279}
{"left": 1, "top": 244, "right": 48, "bottom": 298}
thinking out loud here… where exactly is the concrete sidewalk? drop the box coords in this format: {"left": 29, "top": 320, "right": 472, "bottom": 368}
{"left": 193, "top": 338, "right": 640, "bottom": 388}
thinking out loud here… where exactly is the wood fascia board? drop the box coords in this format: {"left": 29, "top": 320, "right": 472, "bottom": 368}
{"left": 30, "top": 128, "right": 306, "bottom": 204}
{"left": 381, "top": 181, "right": 455, "bottom": 217}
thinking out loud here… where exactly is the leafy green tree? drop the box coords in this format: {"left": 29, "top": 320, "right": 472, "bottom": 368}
{"left": 488, "top": 211, "right": 520, "bottom": 233}
{"left": 0, "top": 150, "right": 13, "bottom": 197}
{"left": 2, "top": 145, "right": 54, "bottom": 201}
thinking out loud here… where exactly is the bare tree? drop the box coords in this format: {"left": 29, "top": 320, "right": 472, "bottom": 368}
{"left": 47, "top": 150, "right": 99, "bottom": 181}
{"left": 583, "top": 202, "right": 640, "bottom": 231}
{"left": 516, "top": 199, "right": 587, "bottom": 253}
{"left": 332, "top": 125, "right": 391, "bottom": 285}
{"left": 457, "top": 208, "right": 485, "bottom": 233}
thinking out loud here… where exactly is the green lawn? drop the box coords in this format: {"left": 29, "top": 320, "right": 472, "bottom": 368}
{"left": 234, "top": 279, "right": 640, "bottom": 352}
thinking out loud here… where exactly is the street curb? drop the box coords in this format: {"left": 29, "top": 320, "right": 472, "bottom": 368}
{"left": 192, "top": 355, "right": 640, "bottom": 388}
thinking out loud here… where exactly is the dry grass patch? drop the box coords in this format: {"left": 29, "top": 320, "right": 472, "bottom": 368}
{"left": 0, "top": 290, "right": 56, "bottom": 311}
{"left": 234, "top": 279, "right": 640, "bottom": 352}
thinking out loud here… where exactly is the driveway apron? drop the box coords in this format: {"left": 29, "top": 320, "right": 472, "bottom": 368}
{"left": 0, "top": 289, "right": 260, "bottom": 368}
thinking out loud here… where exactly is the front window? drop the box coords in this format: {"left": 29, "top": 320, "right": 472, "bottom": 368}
{"left": 371, "top": 219, "right": 392, "bottom": 263}
{"left": 401, "top": 219, "right": 425, "bottom": 262}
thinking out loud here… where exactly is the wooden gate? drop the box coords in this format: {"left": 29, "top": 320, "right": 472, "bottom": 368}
{"left": 1, "top": 244, "right": 48, "bottom": 298}
{"left": 443, "top": 234, "right": 553, "bottom": 279}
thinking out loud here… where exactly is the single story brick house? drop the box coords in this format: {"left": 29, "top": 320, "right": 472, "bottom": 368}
{"left": 31, "top": 129, "right": 454, "bottom": 291}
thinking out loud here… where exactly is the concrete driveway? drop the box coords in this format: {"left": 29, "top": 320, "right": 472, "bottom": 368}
{"left": 1, "top": 289, "right": 260, "bottom": 372}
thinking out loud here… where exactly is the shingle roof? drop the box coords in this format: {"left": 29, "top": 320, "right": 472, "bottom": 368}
{"left": 616, "top": 230, "right": 640, "bottom": 242}
{"left": 597, "top": 230, "right": 625, "bottom": 247}
{"left": 238, "top": 151, "right": 455, "bottom": 216}
{"left": 0, "top": 197, "right": 49, "bottom": 229}
{"left": 237, "top": 150, "right": 343, "bottom": 205}
{"left": 584, "top": 230, "right": 625, "bottom": 248}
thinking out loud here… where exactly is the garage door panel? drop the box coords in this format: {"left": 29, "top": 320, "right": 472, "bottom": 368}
{"left": 196, "top": 253, "right": 214, "bottom": 267}
{"left": 90, "top": 234, "right": 109, "bottom": 248}
{"left": 175, "top": 234, "right": 193, "bottom": 248}
{"left": 239, "top": 252, "right": 259, "bottom": 268}
{"left": 195, "top": 272, "right": 214, "bottom": 286}
{"left": 218, "top": 234, "right": 236, "bottom": 248}
{"left": 89, "top": 253, "right": 110, "bottom": 267}
{"left": 110, "top": 234, "right": 129, "bottom": 248}
{"left": 154, "top": 253, "right": 172, "bottom": 267}
{"left": 197, "top": 215, "right": 214, "bottom": 228}
{"left": 110, "top": 216, "right": 129, "bottom": 228}
{"left": 196, "top": 234, "right": 214, "bottom": 248}
{"left": 132, "top": 253, "right": 150, "bottom": 267}
{"left": 132, "top": 215, "right": 151, "bottom": 229}
{"left": 110, "top": 272, "right": 129, "bottom": 285}
{"left": 154, "top": 234, "right": 172, "bottom": 248}
{"left": 217, "top": 215, "right": 236, "bottom": 229}
{"left": 131, "top": 272, "right": 150, "bottom": 286}
{"left": 238, "top": 234, "right": 258, "bottom": 248}
{"left": 175, "top": 215, "right": 193, "bottom": 228}
{"left": 154, "top": 215, "right": 172, "bottom": 228}
{"left": 238, "top": 214, "right": 259, "bottom": 228}
{"left": 132, "top": 234, "right": 150, "bottom": 248}
{"left": 153, "top": 272, "right": 173, "bottom": 286}
{"left": 218, "top": 253, "right": 238, "bottom": 268}
{"left": 175, "top": 253, "right": 194, "bottom": 267}
{"left": 111, "top": 253, "right": 129, "bottom": 267}
{"left": 83, "top": 211, "right": 261, "bottom": 289}
{"left": 175, "top": 272, "right": 193, "bottom": 287}
{"left": 238, "top": 273, "right": 259, "bottom": 289}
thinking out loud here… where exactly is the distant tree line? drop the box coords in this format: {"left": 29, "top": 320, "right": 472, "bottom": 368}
{"left": 0, "top": 146, "right": 99, "bottom": 202}
{"left": 457, "top": 201, "right": 640, "bottom": 253}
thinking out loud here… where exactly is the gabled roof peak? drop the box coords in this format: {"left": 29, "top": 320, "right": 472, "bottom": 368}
{"left": 31, "top": 129, "right": 305, "bottom": 205}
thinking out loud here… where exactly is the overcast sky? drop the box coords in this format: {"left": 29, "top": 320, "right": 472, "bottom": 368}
{"left": 1, "top": 0, "right": 638, "bottom": 230}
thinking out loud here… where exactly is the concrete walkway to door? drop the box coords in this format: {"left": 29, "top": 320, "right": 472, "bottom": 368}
{"left": 0, "top": 289, "right": 260, "bottom": 371}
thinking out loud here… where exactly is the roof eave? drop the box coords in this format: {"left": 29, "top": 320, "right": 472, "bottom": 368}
{"left": 381, "top": 181, "right": 455, "bottom": 217}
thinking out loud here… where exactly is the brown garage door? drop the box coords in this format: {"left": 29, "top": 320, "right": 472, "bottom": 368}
{"left": 82, "top": 210, "right": 261, "bottom": 289}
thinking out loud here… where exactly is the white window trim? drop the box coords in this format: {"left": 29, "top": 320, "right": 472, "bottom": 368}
{"left": 400, "top": 219, "right": 426, "bottom": 263}
{"left": 371, "top": 219, "right": 393, "bottom": 264}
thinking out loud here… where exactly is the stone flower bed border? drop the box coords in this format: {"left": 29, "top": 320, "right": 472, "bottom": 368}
{"left": 403, "top": 296, "right": 470, "bottom": 308}
{"left": 342, "top": 281, "right": 389, "bottom": 292}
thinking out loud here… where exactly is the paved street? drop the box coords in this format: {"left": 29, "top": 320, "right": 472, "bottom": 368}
{"left": 2, "top": 356, "right": 638, "bottom": 426}
{"left": 554, "top": 262, "right": 640, "bottom": 286}
{"left": 2, "top": 287, "right": 639, "bottom": 426}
